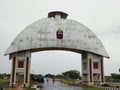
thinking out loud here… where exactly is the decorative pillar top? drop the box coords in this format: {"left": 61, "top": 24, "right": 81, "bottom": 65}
{"left": 48, "top": 11, "right": 68, "bottom": 19}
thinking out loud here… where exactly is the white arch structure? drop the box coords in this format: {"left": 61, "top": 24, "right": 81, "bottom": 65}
{"left": 5, "top": 11, "right": 109, "bottom": 87}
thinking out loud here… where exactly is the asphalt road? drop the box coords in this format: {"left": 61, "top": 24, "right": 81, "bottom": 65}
{"left": 34, "top": 79, "right": 85, "bottom": 90}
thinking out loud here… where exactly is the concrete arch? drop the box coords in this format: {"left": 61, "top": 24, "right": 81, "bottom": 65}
{"left": 5, "top": 14, "right": 109, "bottom": 58}
{"left": 5, "top": 11, "right": 109, "bottom": 87}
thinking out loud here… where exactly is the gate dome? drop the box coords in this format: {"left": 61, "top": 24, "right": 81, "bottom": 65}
{"left": 5, "top": 11, "right": 109, "bottom": 58}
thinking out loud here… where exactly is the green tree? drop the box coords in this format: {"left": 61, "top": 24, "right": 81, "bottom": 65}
{"left": 62, "top": 70, "right": 80, "bottom": 80}
{"left": 56, "top": 74, "right": 62, "bottom": 78}
{"left": 111, "top": 73, "right": 120, "bottom": 79}
{"left": 0, "top": 74, "right": 2, "bottom": 79}
{"left": 45, "top": 74, "right": 55, "bottom": 78}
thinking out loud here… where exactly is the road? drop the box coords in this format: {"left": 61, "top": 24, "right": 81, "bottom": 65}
{"left": 34, "top": 79, "right": 85, "bottom": 90}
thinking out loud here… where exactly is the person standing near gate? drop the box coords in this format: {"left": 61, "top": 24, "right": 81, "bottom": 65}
{"left": 52, "top": 77, "right": 55, "bottom": 84}
{"left": 46, "top": 78, "right": 49, "bottom": 85}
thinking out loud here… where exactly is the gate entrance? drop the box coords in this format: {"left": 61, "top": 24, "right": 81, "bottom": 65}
{"left": 31, "top": 50, "right": 81, "bottom": 75}
{"left": 4, "top": 11, "right": 109, "bottom": 87}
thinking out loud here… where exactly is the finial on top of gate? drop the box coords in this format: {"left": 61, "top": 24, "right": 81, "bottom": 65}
{"left": 48, "top": 11, "right": 68, "bottom": 19}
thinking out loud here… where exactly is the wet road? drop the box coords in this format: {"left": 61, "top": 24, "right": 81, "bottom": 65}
{"left": 35, "top": 79, "right": 85, "bottom": 90}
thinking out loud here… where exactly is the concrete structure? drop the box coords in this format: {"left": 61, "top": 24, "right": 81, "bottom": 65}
{"left": 5, "top": 11, "right": 109, "bottom": 87}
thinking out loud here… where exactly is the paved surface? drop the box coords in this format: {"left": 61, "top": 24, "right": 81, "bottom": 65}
{"left": 9, "top": 84, "right": 24, "bottom": 90}
{"left": 34, "top": 79, "right": 84, "bottom": 90}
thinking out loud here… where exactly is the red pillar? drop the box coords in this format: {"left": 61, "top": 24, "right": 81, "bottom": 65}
{"left": 89, "top": 59, "right": 92, "bottom": 83}
{"left": 12, "top": 57, "right": 16, "bottom": 84}
{"left": 25, "top": 57, "right": 29, "bottom": 83}
{"left": 100, "top": 59, "right": 104, "bottom": 83}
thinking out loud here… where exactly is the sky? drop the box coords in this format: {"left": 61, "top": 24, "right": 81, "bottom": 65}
{"left": 0, "top": 0, "right": 120, "bottom": 76}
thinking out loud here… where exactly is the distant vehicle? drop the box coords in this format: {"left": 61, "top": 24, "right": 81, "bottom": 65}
{"left": 38, "top": 74, "right": 44, "bottom": 83}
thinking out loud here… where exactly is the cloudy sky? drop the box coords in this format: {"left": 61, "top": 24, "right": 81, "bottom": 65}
{"left": 0, "top": 0, "right": 120, "bottom": 76}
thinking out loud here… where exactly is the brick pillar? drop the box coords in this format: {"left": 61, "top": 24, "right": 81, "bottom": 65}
{"left": 10, "top": 57, "right": 16, "bottom": 87}
{"left": 24, "top": 57, "right": 30, "bottom": 87}
{"left": 89, "top": 59, "right": 92, "bottom": 83}
{"left": 100, "top": 59, "right": 104, "bottom": 83}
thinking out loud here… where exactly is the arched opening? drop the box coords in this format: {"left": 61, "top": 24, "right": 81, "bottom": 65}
{"left": 31, "top": 50, "right": 82, "bottom": 75}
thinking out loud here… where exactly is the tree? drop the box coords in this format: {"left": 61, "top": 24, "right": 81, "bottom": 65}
{"left": 111, "top": 73, "right": 120, "bottom": 79}
{"left": 62, "top": 70, "right": 80, "bottom": 80}
{"left": 56, "top": 74, "right": 62, "bottom": 78}
{"left": 45, "top": 74, "right": 55, "bottom": 78}
{"left": 0, "top": 74, "right": 2, "bottom": 79}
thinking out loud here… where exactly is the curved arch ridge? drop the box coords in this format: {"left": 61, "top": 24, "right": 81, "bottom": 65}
{"left": 5, "top": 13, "right": 109, "bottom": 58}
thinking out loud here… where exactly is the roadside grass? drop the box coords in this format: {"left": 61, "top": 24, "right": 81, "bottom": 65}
{"left": 84, "top": 86, "right": 104, "bottom": 90}
{"left": 0, "top": 79, "right": 9, "bottom": 83}
{"left": 0, "top": 79, "right": 9, "bottom": 88}
{"left": 61, "top": 79, "right": 104, "bottom": 90}
{"left": 25, "top": 87, "right": 36, "bottom": 90}
{"left": 61, "top": 79, "right": 75, "bottom": 84}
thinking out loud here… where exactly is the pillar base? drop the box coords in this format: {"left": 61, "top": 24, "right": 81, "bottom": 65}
{"left": 24, "top": 83, "right": 30, "bottom": 87}
{"left": 10, "top": 83, "right": 16, "bottom": 88}
{"left": 88, "top": 83, "right": 94, "bottom": 86}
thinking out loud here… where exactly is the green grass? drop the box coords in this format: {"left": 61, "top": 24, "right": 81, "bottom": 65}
{"left": 25, "top": 87, "right": 36, "bottom": 90}
{"left": 84, "top": 86, "right": 104, "bottom": 90}
{"left": 62, "top": 79, "right": 74, "bottom": 84}
{"left": 0, "top": 79, "right": 9, "bottom": 83}
{"left": 62, "top": 79, "right": 104, "bottom": 90}
{"left": 0, "top": 79, "right": 9, "bottom": 88}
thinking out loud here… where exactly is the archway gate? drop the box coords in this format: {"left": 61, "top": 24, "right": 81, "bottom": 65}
{"left": 4, "top": 11, "right": 109, "bottom": 87}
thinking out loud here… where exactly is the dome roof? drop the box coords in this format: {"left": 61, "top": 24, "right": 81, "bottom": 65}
{"left": 4, "top": 12, "right": 109, "bottom": 58}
